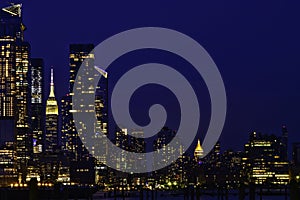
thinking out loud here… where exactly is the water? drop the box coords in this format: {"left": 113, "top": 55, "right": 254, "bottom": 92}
{"left": 91, "top": 191, "right": 290, "bottom": 200}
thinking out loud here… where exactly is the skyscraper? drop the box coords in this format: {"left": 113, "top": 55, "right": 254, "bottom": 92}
{"left": 15, "top": 41, "right": 31, "bottom": 162}
{"left": 61, "top": 94, "right": 73, "bottom": 152}
{"left": 243, "top": 131, "right": 289, "bottom": 185}
{"left": 45, "top": 69, "right": 58, "bottom": 153}
{"left": 31, "top": 58, "right": 44, "bottom": 154}
{"left": 0, "top": 4, "right": 23, "bottom": 137}
{"left": 69, "top": 44, "right": 95, "bottom": 94}
{"left": 64, "top": 44, "right": 95, "bottom": 160}
{"left": 61, "top": 44, "right": 109, "bottom": 166}
{"left": 0, "top": 4, "right": 31, "bottom": 178}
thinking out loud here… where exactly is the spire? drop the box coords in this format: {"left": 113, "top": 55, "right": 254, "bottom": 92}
{"left": 46, "top": 67, "right": 58, "bottom": 115}
{"left": 49, "top": 68, "right": 55, "bottom": 97}
{"left": 195, "top": 139, "right": 203, "bottom": 151}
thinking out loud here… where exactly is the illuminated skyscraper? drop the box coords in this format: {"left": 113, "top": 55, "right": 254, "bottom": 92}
{"left": 61, "top": 94, "right": 74, "bottom": 152}
{"left": 0, "top": 4, "right": 24, "bottom": 117}
{"left": 60, "top": 44, "right": 109, "bottom": 171}
{"left": 194, "top": 139, "right": 204, "bottom": 160}
{"left": 0, "top": 142, "right": 17, "bottom": 185}
{"left": 0, "top": 4, "right": 32, "bottom": 178}
{"left": 45, "top": 69, "right": 58, "bottom": 152}
{"left": 243, "top": 131, "right": 289, "bottom": 185}
{"left": 61, "top": 44, "right": 95, "bottom": 160}
{"left": 31, "top": 58, "right": 44, "bottom": 154}
{"left": 114, "top": 128, "right": 129, "bottom": 171}
{"left": 152, "top": 128, "right": 187, "bottom": 186}
{"left": 69, "top": 44, "right": 95, "bottom": 94}
{"left": 153, "top": 128, "right": 183, "bottom": 168}
{"left": 15, "top": 42, "right": 31, "bottom": 161}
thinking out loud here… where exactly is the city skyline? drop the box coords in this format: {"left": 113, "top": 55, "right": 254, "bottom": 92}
{"left": 1, "top": 2, "right": 300, "bottom": 199}
{"left": 0, "top": 2, "right": 298, "bottom": 155}
{"left": 0, "top": 1, "right": 297, "bottom": 159}
{"left": 1, "top": 1, "right": 299, "bottom": 153}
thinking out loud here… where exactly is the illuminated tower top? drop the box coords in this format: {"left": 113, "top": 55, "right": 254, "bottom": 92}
{"left": 2, "top": 3, "right": 22, "bottom": 17}
{"left": 0, "top": 4, "right": 25, "bottom": 41}
{"left": 49, "top": 68, "right": 55, "bottom": 97}
{"left": 194, "top": 139, "right": 204, "bottom": 159}
{"left": 46, "top": 68, "right": 58, "bottom": 115}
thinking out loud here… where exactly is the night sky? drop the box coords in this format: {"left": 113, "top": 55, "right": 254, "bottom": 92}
{"left": 2, "top": 1, "right": 300, "bottom": 155}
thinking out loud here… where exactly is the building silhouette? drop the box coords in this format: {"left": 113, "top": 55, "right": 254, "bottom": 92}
{"left": 293, "top": 143, "right": 300, "bottom": 166}
{"left": 281, "top": 125, "right": 289, "bottom": 161}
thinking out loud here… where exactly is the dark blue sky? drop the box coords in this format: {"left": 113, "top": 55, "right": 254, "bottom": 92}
{"left": 2, "top": 1, "right": 300, "bottom": 153}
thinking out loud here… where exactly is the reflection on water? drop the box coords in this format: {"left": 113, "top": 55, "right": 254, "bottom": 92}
{"left": 91, "top": 191, "right": 289, "bottom": 200}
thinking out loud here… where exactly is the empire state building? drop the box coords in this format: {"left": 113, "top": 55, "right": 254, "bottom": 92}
{"left": 194, "top": 139, "right": 204, "bottom": 160}
{"left": 45, "top": 69, "right": 58, "bottom": 152}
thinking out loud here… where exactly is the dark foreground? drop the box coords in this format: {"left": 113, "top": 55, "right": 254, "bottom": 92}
{"left": 0, "top": 186, "right": 300, "bottom": 200}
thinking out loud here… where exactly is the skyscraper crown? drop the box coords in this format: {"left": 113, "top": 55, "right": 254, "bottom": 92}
{"left": 2, "top": 4, "right": 22, "bottom": 17}
{"left": 46, "top": 68, "right": 58, "bottom": 115}
{"left": 194, "top": 139, "right": 204, "bottom": 158}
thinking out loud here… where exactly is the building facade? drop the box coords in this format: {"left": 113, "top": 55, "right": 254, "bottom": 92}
{"left": 0, "top": 4, "right": 32, "bottom": 181}
{"left": 243, "top": 132, "right": 289, "bottom": 185}
{"left": 31, "top": 58, "right": 44, "bottom": 154}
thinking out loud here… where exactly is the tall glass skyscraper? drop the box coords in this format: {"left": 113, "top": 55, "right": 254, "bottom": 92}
{"left": 0, "top": 4, "right": 23, "bottom": 136}
{"left": 0, "top": 4, "right": 32, "bottom": 180}
{"left": 31, "top": 58, "right": 44, "bottom": 154}
{"left": 69, "top": 44, "right": 95, "bottom": 94}
{"left": 62, "top": 44, "right": 94, "bottom": 161}
{"left": 61, "top": 44, "right": 109, "bottom": 165}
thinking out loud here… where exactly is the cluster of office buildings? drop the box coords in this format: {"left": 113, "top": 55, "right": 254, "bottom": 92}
{"left": 1, "top": 4, "right": 300, "bottom": 191}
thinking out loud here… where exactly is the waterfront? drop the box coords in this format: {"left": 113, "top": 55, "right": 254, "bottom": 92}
{"left": 91, "top": 191, "right": 290, "bottom": 200}
{"left": 1, "top": 187, "right": 298, "bottom": 200}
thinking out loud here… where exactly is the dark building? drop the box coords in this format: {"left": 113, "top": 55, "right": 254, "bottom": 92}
{"left": 0, "top": 118, "right": 15, "bottom": 147}
{"left": 31, "top": 58, "right": 44, "bottom": 154}
{"left": 70, "top": 157, "right": 95, "bottom": 185}
{"left": 293, "top": 143, "right": 300, "bottom": 166}
{"left": 281, "top": 125, "right": 288, "bottom": 161}
{"left": 291, "top": 143, "right": 300, "bottom": 182}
